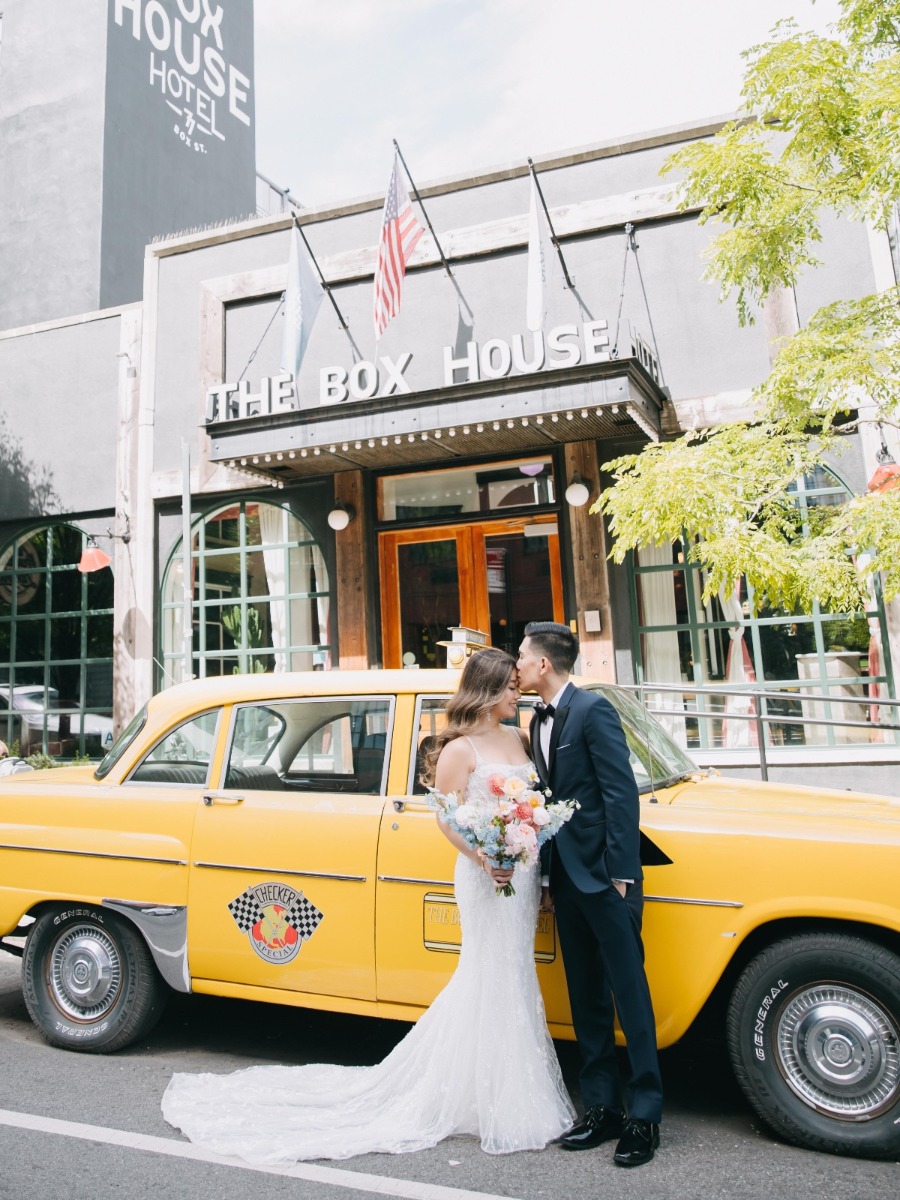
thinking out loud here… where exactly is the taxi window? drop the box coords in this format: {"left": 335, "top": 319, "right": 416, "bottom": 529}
{"left": 225, "top": 698, "right": 392, "bottom": 795}
{"left": 128, "top": 710, "right": 220, "bottom": 786}
{"left": 409, "top": 695, "right": 452, "bottom": 795}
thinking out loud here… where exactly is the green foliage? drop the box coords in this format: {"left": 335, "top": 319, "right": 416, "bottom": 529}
{"left": 24, "top": 752, "right": 57, "bottom": 770}
{"left": 662, "top": 4, "right": 900, "bottom": 322}
{"left": 601, "top": 1, "right": 900, "bottom": 615}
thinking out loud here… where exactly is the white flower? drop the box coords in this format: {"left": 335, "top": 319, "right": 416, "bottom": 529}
{"left": 454, "top": 803, "right": 478, "bottom": 828}
{"left": 531, "top": 806, "right": 551, "bottom": 827}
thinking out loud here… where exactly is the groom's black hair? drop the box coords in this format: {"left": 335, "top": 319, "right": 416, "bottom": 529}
{"left": 523, "top": 621, "right": 578, "bottom": 674}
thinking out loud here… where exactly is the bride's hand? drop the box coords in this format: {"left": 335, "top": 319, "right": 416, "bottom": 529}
{"left": 476, "top": 850, "right": 513, "bottom": 886}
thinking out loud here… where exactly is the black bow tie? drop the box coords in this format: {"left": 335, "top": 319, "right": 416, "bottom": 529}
{"left": 533, "top": 702, "right": 556, "bottom": 722}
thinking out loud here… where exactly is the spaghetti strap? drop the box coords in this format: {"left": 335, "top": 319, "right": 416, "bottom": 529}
{"left": 463, "top": 735, "right": 483, "bottom": 763}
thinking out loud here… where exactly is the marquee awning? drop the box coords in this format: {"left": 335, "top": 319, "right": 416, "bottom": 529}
{"left": 205, "top": 357, "right": 667, "bottom": 480}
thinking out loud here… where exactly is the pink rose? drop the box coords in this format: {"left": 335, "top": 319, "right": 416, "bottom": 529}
{"left": 515, "top": 802, "right": 534, "bottom": 821}
{"left": 488, "top": 773, "right": 506, "bottom": 796}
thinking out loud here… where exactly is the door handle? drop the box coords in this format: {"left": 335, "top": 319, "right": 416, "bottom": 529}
{"left": 202, "top": 791, "right": 245, "bottom": 806}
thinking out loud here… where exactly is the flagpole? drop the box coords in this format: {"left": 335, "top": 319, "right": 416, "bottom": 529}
{"left": 291, "top": 213, "right": 362, "bottom": 360}
{"left": 393, "top": 139, "right": 474, "bottom": 319}
{"left": 526, "top": 157, "right": 575, "bottom": 290}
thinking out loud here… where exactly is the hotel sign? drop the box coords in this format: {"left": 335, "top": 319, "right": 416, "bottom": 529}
{"left": 206, "top": 320, "right": 618, "bottom": 424}
{"left": 112, "top": 0, "right": 252, "bottom": 154}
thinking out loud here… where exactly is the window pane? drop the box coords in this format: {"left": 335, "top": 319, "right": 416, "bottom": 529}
{"left": 226, "top": 699, "right": 390, "bottom": 794}
{"left": 131, "top": 711, "right": 219, "bottom": 783}
{"left": 160, "top": 502, "right": 331, "bottom": 684}
{"left": 378, "top": 458, "right": 555, "bottom": 521}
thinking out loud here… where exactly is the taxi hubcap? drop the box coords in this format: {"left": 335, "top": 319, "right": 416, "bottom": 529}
{"left": 777, "top": 985, "right": 900, "bottom": 1118}
{"left": 49, "top": 926, "right": 122, "bottom": 1019}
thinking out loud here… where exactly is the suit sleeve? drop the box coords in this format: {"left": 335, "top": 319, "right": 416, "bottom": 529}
{"left": 582, "top": 694, "right": 641, "bottom": 881}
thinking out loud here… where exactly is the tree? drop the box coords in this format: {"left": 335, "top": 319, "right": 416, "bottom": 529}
{"left": 596, "top": 0, "right": 900, "bottom": 614}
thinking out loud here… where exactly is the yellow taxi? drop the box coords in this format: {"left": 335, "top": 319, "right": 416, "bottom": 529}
{"left": 1, "top": 670, "right": 898, "bottom": 1160}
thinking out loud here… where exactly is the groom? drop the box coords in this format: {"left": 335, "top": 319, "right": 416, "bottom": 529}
{"left": 517, "top": 621, "right": 662, "bottom": 1168}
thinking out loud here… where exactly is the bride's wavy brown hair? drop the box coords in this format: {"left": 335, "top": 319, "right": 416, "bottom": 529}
{"left": 420, "top": 647, "right": 517, "bottom": 787}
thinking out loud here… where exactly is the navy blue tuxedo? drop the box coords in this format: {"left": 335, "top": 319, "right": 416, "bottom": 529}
{"left": 532, "top": 684, "right": 642, "bottom": 892}
{"left": 531, "top": 682, "right": 663, "bottom": 1124}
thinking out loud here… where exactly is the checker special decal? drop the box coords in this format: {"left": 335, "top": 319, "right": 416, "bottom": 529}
{"left": 228, "top": 882, "right": 324, "bottom": 964}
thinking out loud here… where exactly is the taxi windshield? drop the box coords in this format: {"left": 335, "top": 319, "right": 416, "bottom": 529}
{"left": 94, "top": 705, "right": 147, "bottom": 779}
{"left": 591, "top": 686, "right": 697, "bottom": 790}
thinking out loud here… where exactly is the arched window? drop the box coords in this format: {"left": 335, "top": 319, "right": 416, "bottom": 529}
{"left": 631, "top": 466, "right": 895, "bottom": 750}
{"left": 160, "top": 500, "right": 331, "bottom": 683}
{"left": 0, "top": 524, "right": 114, "bottom": 757}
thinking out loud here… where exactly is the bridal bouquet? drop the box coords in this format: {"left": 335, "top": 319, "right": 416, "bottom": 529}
{"left": 427, "top": 768, "right": 578, "bottom": 896}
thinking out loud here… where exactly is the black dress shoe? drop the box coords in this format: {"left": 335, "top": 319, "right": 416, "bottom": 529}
{"left": 613, "top": 1118, "right": 660, "bottom": 1167}
{"left": 558, "top": 1105, "right": 624, "bottom": 1150}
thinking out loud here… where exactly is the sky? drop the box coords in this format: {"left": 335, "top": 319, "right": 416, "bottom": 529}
{"left": 253, "top": 0, "right": 844, "bottom": 209}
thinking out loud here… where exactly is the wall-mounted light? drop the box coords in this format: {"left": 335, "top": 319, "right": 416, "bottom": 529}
{"left": 77, "top": 541, "right": 112, "bottom": 573}
{"left": 564, "top": 473, "right": 591, "bottom": 507}
{"left": 327, "top": 501, "right": 355, "bottom": 531}
{"left": 77, "top": 516, "right": 131, "bottom": 573}
{"left": 868, "top": 429, "right": 900, "bottom": 494}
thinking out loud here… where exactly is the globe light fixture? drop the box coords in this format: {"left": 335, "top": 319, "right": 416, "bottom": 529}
{"left": 564, "top": 473, "right": 590, "bottom": 507}
{"left": 327, "top": 502, "right": 355, "bottom": 531}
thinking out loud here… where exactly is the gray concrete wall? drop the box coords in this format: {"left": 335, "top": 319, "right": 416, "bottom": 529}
{"left": 0, "top": 0, "right": 108, "bottom": 329}
{"left": 0, "top": 313, "right": 123, "bottom": 521}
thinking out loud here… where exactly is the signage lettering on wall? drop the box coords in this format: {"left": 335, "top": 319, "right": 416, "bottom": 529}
{"left": 113, "top": 0, "right": 252, "bottom": 154}
{"left": 205, "top": 320, "right": 611, "bottom": 424}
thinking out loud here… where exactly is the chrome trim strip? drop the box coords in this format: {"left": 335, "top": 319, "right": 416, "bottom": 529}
{"left": 0, "top": 843, "right": 187, "bottom": 866}
{"left": 378, "top": 875, "right": 455, "bottom": 887}
{"left": 645, "top": 894, "right": 743, "bottom": 908}
{"left": 193, "top": 861, "right": 366, "bottom": 882}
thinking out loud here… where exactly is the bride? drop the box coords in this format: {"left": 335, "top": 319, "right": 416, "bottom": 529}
{"left": 162, "top": 648, "right": 574, "bottom": 1162}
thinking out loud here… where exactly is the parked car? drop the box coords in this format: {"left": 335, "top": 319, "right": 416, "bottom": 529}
{"left": 0, "top": 670, "right": 897, "bottom": 1160}
{"left": 0, "top": 685, "right": 114, "bottom": 754}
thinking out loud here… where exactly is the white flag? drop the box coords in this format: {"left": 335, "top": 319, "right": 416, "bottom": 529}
{"left": 526, "top": 175, "right": 555, "bottom": 333}
{"left": 281, "top": 224, "right": 325, "bottom": 383}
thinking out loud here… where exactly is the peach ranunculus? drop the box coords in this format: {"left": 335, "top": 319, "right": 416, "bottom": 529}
{"left": 487, "top": 773, "right": 506, "bottom": 796}
{"left": 504, "top": 776, "right": 526, "bottom": 797}
{"left": 515, "top": 801, "right": 535, "bottom": 821}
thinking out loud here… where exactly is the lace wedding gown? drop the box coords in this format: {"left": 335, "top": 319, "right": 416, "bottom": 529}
{"left": 161, "top": 757, "right": 574, "bottom": 1163}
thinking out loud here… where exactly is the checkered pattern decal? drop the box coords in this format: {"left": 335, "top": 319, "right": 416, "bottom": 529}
{"left": 284, "top": 895, "right": 324, "bottom": 941}
{"left": 227, "top": 890, "right": 264, "bottom": 933}
{"left": 228, "top": 885, "right": 324, "bottom": 940}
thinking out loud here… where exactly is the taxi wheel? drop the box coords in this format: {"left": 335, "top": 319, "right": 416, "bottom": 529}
{"left": 23, "top": 906, "right": 167, "bottom": 1053}
{"left": 727, "top": 932, "right": 900, "bottom": 1159}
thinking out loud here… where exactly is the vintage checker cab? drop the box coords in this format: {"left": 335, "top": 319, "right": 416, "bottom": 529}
{"left": 0, "top": 670, "right": 898, "bottom": 1160}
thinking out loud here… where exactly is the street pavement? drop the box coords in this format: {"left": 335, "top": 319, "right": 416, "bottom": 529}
{"left": 0, "top": 954, "right": 897, "bottom": 1200}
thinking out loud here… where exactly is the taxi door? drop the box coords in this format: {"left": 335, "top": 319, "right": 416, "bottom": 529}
{"left": 373, "top": 693, "right": 572, "bottom": 1026}
{"left": 187, "top": 696, "right": 390, "bottom": 1002}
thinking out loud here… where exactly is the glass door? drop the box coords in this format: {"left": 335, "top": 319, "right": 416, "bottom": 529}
{"left": 379, "top": 519, "right": 562, "bottom": 667}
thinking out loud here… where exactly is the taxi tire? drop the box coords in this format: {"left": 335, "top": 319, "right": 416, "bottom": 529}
{"left": 727, "top": 932, "right": 900, "bottom": 1160}
{"left": 23, "top": 906, "right": 167, "bottom": 1053}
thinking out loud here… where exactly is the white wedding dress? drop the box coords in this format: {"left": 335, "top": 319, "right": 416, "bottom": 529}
{"left": 161, "top": 756, "right": 575, "bottom": 1163}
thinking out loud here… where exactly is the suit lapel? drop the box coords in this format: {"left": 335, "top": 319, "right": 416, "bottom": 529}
{"left": 529, "top": 711, "right": 549, "bottom": 785}
{"left": 547, "top": 683, "right": 574, "bottom": 771}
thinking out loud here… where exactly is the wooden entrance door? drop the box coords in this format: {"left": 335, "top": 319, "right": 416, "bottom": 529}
{"left": 379, "top": 517, "right": 563, "bottom": 668}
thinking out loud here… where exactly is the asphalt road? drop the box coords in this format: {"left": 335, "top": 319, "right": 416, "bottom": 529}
{"left": 0, "top": 954, "right": 897, "bottom": 1200}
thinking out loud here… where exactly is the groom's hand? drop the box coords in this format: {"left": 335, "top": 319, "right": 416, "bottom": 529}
{"left": 540, "top": 886, "right": 555, "bottom": 913}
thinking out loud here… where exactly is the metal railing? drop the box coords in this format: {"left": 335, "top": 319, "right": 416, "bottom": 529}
{"left": 619, "top": 681, "right": 900, "bottom": 781}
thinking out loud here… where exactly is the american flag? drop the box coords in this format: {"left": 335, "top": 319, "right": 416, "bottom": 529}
{"left": 373, "top": 151, "right": 424, "bottom": 339}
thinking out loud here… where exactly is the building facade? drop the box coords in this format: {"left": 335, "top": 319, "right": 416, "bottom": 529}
{"left": 1, "top": 5, "right": 898, "bottom": 790}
